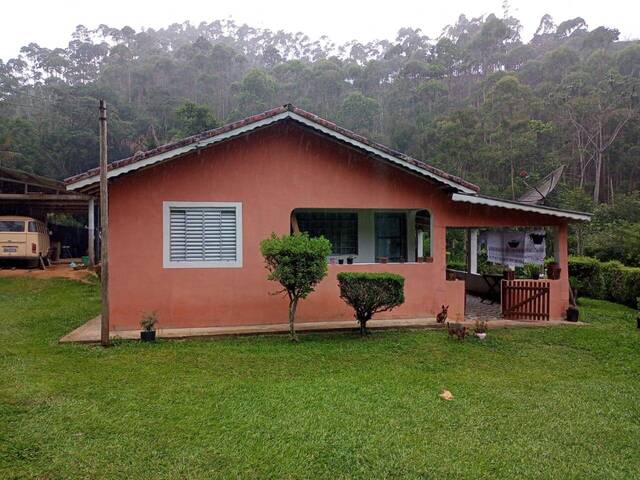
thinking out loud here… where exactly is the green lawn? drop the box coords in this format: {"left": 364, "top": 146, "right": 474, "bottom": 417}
{"left": 1, "top": 277, "right": 639, "bottom": 479}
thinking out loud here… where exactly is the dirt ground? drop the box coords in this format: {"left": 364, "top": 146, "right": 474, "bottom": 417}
{"left": 0, "top": 263, "right": 97, "bottom": 282}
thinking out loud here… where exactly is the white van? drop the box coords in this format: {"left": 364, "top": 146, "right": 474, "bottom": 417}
{"left": 0, "top": 216, "right": 51, "bottom": 266}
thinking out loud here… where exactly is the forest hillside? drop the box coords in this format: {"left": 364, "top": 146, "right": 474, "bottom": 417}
{"left": 1, "top": 12, "right": 639, "bottom": 262}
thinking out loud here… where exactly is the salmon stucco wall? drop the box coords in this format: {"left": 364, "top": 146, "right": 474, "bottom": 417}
{"left": 106, "top": 122, "right": 570, "bottom": 330}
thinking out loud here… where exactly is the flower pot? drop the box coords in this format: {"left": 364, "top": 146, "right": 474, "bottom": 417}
{"left": 503, "top": 270, "right": 515, "bottom": 281}
{"left": 416, "top": 257, "right": 424, "bottom": 263}
{"left": 338, "top": 259, "right": 344, "bottom": 265}
{"left": 566, "top": 307, "right": 579, "bottom": 322}
{"left": 475, "top": 332, "right": 487, "bottom": 340}
{"left": 530, "top": 233, "right": 545, "bottom": 245}
{"left": 424, "top": 256, "right": 433, "bottom": 263}
{"left": 140, "top": 330, "right": 156, "bottom": 342}
{"left": 547, "top": 263, "right": 561, "bottom": 280}
{"left": 346, "top": 257, "right": 354, "bottom": 265}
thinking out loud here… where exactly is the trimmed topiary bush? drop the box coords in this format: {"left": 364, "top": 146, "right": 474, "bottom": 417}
{"left": 261, "top": 233, "right": 332, "bottom": 341}
{"left": 337, "top": 272, "right": 405, "bottom": 335}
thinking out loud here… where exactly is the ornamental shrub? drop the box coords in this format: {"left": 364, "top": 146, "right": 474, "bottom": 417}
{"left": 600, "top": 260, "right": 625, "bottom": 302}
{"left": 621, "top": 267, "right": 640, "bottom": 307}
{"left": 260, "top": 233, "right": 332, "bottom": 341}
{"left": 568, "top": 256, "right": 603, "bottom": 298}
{"left": 568, "top": 256, "right": 640, "bottom": 308}
{"left": 337, "top": 272, "right": 405, "bottom": 335}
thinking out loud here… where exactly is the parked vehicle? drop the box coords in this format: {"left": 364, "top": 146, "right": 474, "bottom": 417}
{"left": 0, "top": 216, "right": 50, "bottom": 267}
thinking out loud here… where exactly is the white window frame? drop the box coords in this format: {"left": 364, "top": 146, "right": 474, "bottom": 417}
{"left": 162, "top": 201, "right": 243, "bottom": 269}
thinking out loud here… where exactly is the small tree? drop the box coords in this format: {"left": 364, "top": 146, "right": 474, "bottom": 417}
{"left": 337, "top": 272, "right": 405, "bottom": 335}
{"left": 260, "top": 233, "right": 332, "bottom": 341}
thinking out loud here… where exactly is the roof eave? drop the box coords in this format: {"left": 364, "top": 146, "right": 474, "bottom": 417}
{"left": 451, "top": 193, "right": 592, "bottom": 222}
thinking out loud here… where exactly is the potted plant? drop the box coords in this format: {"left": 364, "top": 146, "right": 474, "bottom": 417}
{"left": 140, "top": 311, "right": 158, "bottom": 342}
{"left": 546, "top": 262, "right": 561, "bottom": 280}
{"left": 474, "top": 319, "right": 488, "bottom": 339}
{"left": 523, "top": 263, "right": 540, "bottom": 280}
{"left": 346, "top": 257, "right": 354, "bottom": 265}
{"left": 566, "top": 306, "right": 579, "bottom": 322}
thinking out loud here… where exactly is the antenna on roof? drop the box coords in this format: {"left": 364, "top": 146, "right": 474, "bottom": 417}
{"left": 518, "top": 165, "right": 565, "bottom": 205}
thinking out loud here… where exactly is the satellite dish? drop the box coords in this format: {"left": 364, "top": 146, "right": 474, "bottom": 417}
{"left": 518, "top": 165, "right": 565, "bottom": 205}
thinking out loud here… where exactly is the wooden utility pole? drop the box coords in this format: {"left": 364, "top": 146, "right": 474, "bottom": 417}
{"left": 99, "top": 100, "right": 110, "bottom": 347}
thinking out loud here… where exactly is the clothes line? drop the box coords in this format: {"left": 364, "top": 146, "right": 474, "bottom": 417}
{"left": 479, "top": 229, "right": 546, "bottom": 268}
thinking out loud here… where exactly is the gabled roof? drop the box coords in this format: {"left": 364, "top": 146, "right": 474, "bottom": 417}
{"left": 65, "top": 104, "right": 479, "bottom": 194}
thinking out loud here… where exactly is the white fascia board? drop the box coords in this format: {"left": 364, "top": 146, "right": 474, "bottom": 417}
{"left": 66, "top": 111, "right": 291, "bottom": 191}
{"left": 286, "top": 112, "right": 476, "bottom": 194}
{"left": 451, "top": 193, "right": 592, "bottom": 222}
{"left": 67, "top": 110, "right": 475, "bottom": 194}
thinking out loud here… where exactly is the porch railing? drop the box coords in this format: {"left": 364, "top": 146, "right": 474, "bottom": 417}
{"left": 501, "top": 279, "right": 550, "bottom": 321}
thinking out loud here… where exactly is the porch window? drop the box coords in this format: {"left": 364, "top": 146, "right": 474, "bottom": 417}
{"left": 375, "top": 212, "right": 407, "bottom": 262}
{"left": 296, "top": 211, "right": 358, "bottom": 255}
{"left": 163, "top": 201, "right": 242, "bottom": 268}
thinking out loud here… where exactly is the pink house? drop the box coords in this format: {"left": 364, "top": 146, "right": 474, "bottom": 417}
{"left": 66, "top": 105, "right": 590, "bottom": 331}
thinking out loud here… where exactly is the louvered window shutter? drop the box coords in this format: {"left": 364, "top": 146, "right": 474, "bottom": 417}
{"left": 169, "top": 207, "right": 237, "bottom": 263}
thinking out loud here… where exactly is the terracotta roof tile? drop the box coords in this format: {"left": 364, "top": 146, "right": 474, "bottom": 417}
{"left": 65, "top": 104, "right": 479, "bottom": 193}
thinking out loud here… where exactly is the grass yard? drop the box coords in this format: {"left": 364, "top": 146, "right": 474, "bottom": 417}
{"left": 1, "top": 277, "right": 639, "bottom": 479}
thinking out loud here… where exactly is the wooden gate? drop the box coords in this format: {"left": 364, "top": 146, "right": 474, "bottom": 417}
{"left": 501, "top": 280, "right": 550, "bottom": 321}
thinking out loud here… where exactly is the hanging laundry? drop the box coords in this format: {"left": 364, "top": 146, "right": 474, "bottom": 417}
{"left": 485, "top": 230, "right": 505, "bottom": 265}
{"left": 482, "top": 230, "right": 546, "bottom": 267}
{"left": 524, "top": 230, "right": 546, "bottom": 264}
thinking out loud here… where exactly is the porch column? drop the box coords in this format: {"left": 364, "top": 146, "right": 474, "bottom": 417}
{"left": 432, "top": 224, "right": 447, "bottom": 270}
{"left": 417, "top": 230, "right": 424, "bottom": 259}
{"left": 88, "top": 198, "right": 95, "bottom": 266}
{"left": 407, "top": 211, "right": 416, "bottom": 262}
{"left": 553, "top": 223, "right": 570, "bottom": 318}
{"left": 469, "top": 229, "right": 479, "bottom": 274}
{"left": 553, "top": 224, "right": 569, "bottom": 276}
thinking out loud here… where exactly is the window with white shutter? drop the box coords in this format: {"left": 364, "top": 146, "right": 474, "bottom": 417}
{"left": 163, "top": 202, "right": 242, "bottom": 268}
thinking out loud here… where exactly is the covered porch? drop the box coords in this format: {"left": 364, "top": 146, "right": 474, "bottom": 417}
{"left": 444, "top": 193, "right": 591, "bottom": 321}
{"left": 449, "top": 225, "right": 566, "bottom": 322}
{"left": 290, "top": 193, "right": 590, "bottom": 323}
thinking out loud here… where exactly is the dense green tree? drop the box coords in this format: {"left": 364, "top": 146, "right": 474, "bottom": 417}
{"left": 172, "top": 102, "right": 220, "bottom": 138}
{"left": 338, "top": 91, "right": 381, "bottom": 135}
{"left": 232, "top": 68, "right": 277, "bottom": 118}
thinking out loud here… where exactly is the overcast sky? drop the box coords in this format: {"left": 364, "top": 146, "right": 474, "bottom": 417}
{"left": 2, "top": 0, "right": 639, "bottom": 61}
